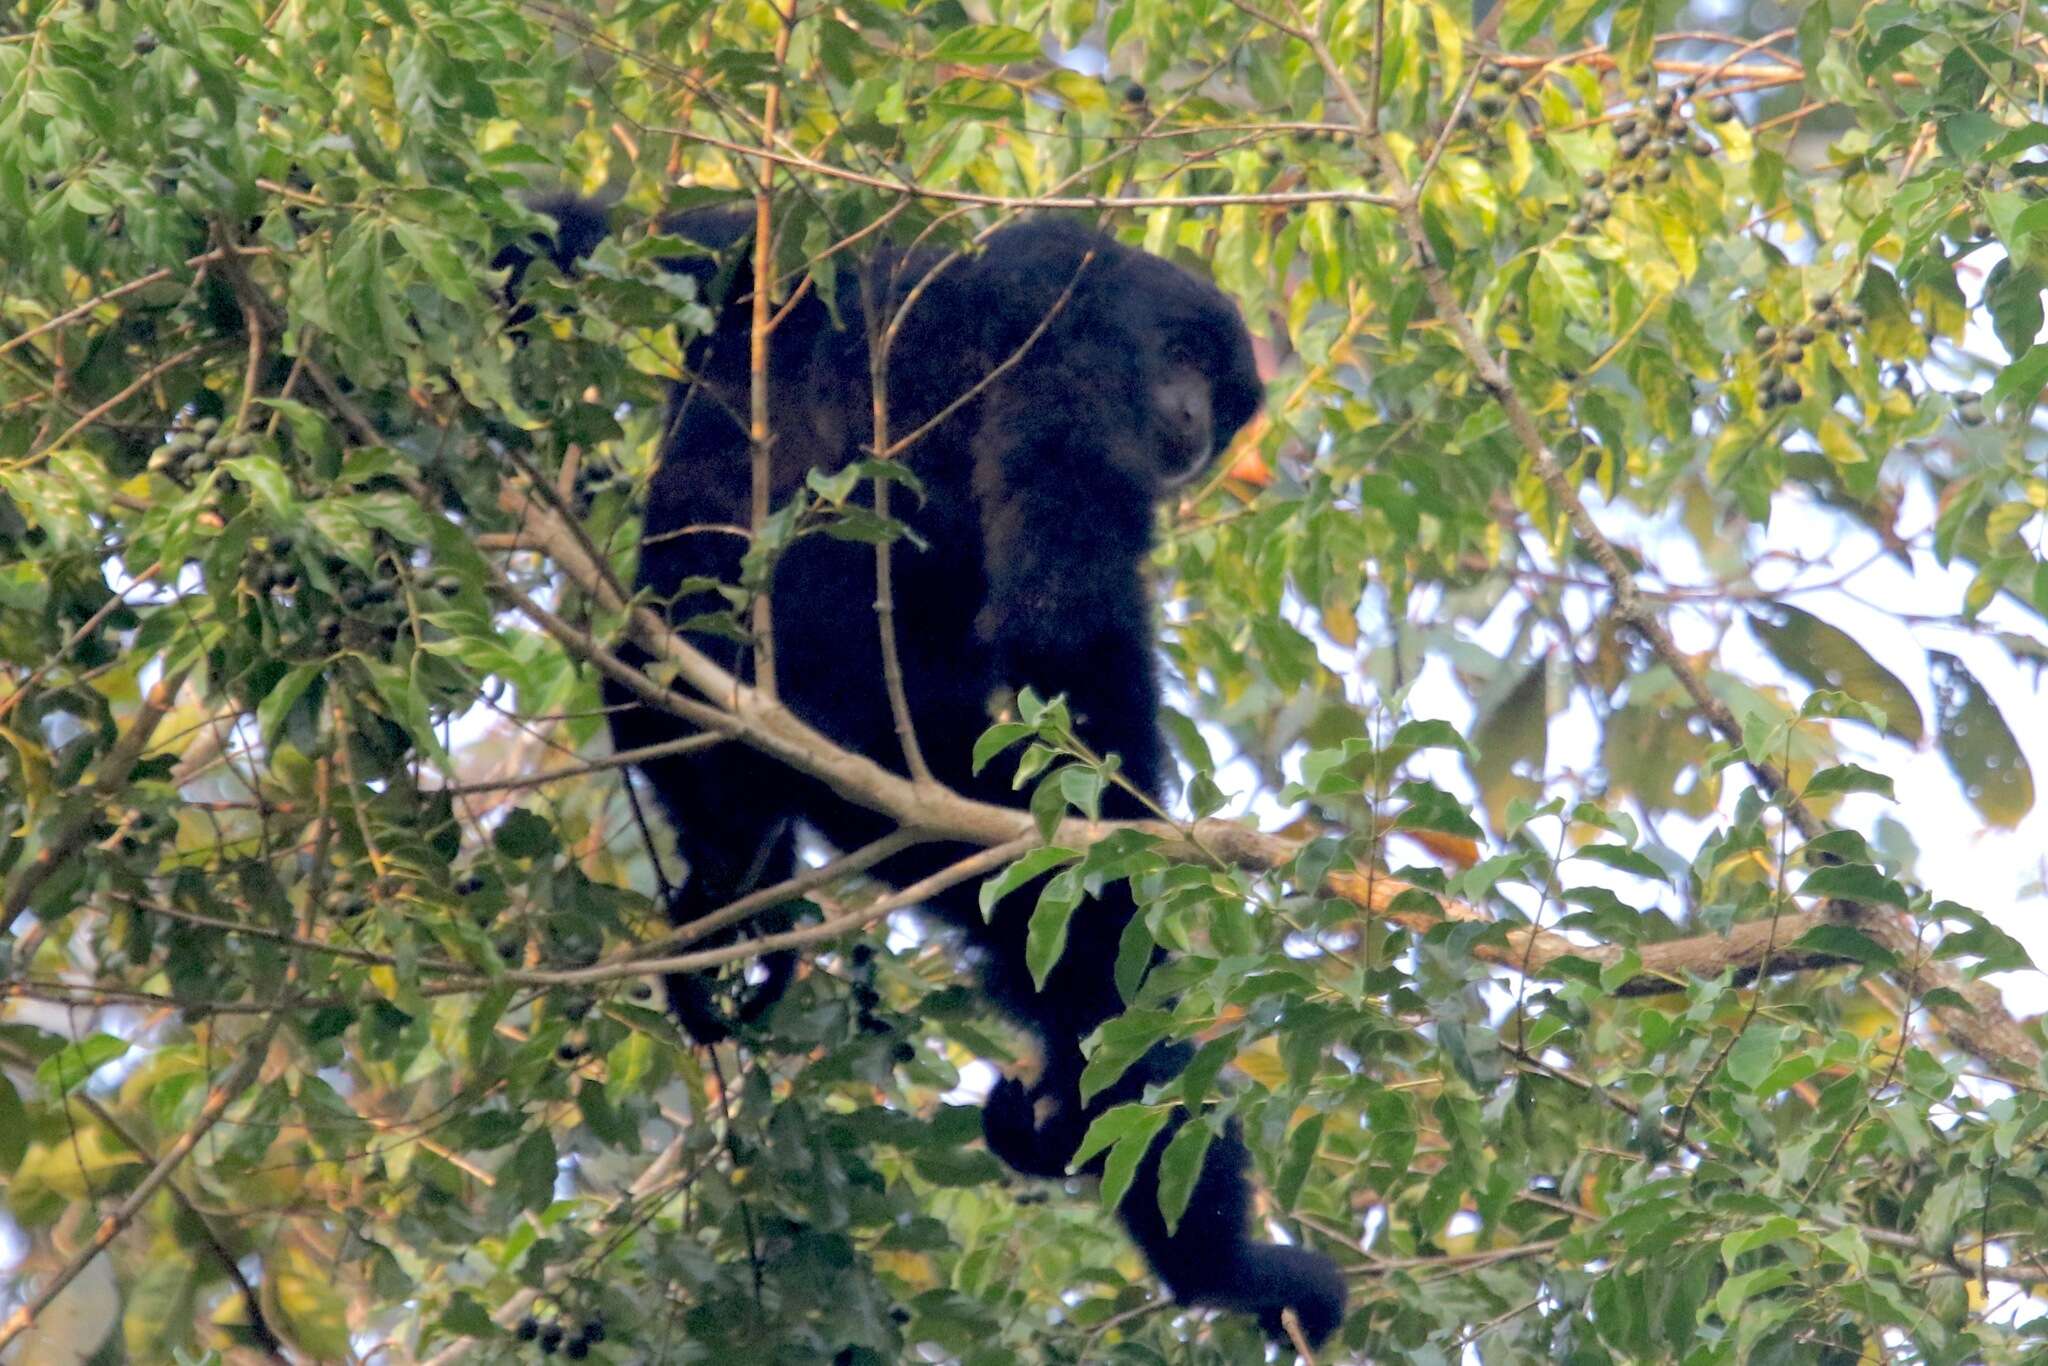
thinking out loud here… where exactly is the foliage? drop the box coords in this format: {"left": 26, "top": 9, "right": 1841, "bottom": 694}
{"left": 1, "top": 0, "right": 2046, "bottom": 1361}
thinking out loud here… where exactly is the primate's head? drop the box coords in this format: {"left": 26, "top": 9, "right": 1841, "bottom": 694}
{"left": 1116, "top": 250, "right": 1265, "bottom": 488}
{"left": 969, "top": 220, "right": 1264, "bottom": 494}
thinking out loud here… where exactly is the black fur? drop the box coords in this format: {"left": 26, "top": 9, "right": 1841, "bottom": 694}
{"left": 506, "top": 197, "right": 1346, "bottom": 1349}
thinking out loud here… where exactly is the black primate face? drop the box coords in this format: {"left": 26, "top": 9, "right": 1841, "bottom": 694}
{"left": 1109, "top": 254, "right": 1264, "bottom": 489}
{"left": 1150, "top": 365, "right": 1217, "bottom": 485}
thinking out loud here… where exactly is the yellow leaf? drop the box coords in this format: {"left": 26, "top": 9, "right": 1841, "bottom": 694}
{"left": 1233, "top": 1036, "right": 1286, "bottom": 1090}
{"left": 262, "top": 1240, "right": 351, "bottom": 1359}
{"left": 1817, "top": 416, "right": 1866, "bottom": 466}
{"left": 1428, "top": 3, "right": 1463, "bottom": 90}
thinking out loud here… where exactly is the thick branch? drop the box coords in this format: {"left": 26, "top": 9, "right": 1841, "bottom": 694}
{"left": 494, "top": 489, "right": 1878, "bottom": 1001}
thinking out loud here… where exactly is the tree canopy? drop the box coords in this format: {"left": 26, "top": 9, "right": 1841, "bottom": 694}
{"left": 3, "top": 0, "right": 2047, "bottom": 1361}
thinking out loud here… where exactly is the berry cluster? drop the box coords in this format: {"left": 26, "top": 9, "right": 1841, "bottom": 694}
{"left": 516, "top": 1313, "right": 606, "bottom": 1359}
{"left": 1602, "top": 78, "right": 1726, "bottom": 194}
{"left": 146, "top": 415, "right": 252, "bottom": 485}
{"left": 1754, "top": 291, "right": 1866, "bottom": 410}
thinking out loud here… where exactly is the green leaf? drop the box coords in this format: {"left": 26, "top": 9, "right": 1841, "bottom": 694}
{"left": 36, "top": 1034, "right": 131, "bottom": 1094}
{"left": 1537, "top": 245, "right": 1603, "bottom": 328}
{"left": 493, "top": 808, "right": 559, "bottom": 860}
{"left": 1076, "top": 1103, "right": 1171, "bottom": 1207}
{"left": 1077, "top": 1009, "right": 1173, "bottom": 1104}
{"left": 1786, "top": 924, "right": 1897, "bottom": 969}
{"left": 971, "top": 721, "right": 1033, "bottom": 775}
{"left": 977, "top": 846, "right": 1081, "bottom": 919}
{"left": 928, "top": 25, "right": 1043, "bottom": 62}
{"left": 1023, "top": 867, "right": 1083, "bottom": 990}
{"left": 257, "top": 662, "right": 326, "bottom": 757}
{"left": 1984, "top": 258, "right": 2046, "bottom": 361}
{"left": 1389, "top": 717, "right": 1475, "bottom": 757}
{"left": 1113, "top": 911, "right": 1155, "bottom": 1005}
{"left": 0, "top": 1075, "right": 24, "bottom": 1174}
{"left": 508, "top": 1128, "right": 558, "bottom": 1213}
{"left": 1154, "top": 1120, "right": 1214, "bottom": 1235}
{"left": 1721, "top": 1215, "right": 1801, "bottom": 1266}
{"left": 1800, "top": 863, "right": 1907, "bottom": 906}
{"left": 1930, "top": 651, "right": 2035, "bottom": 827}
{"left": 1749, "top": 605, "right": 1924, "bottom": 742}
{"left": 1274, "top": 1112, "right": 1324, "bottom": 1212}
{"left": 1575, "top": 842, "right": 1669, "bottom": 882}
{"left": 1028, "top": 767, "right": 1069, "bottom": 840}
{"left": 1988, "top": 340, "right": 2048, "bottom": 409}
{"left": 1804, "top": 763, "right": 1896, "bottom": 800}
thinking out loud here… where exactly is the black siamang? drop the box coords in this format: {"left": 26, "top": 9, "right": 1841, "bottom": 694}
{"left": 505, "top": 197, "right": 1347, "bottom": 1349}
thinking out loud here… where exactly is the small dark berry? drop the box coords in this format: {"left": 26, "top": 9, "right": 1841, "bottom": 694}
{"left": 517, "top": 1317, "right": 541, "bottom": 1342}
{"left": 557, "top": 1042, "right": 585, "bottom": 1062}
{"left": 1791, "top": 324, "right": 1816, "bottom": 345}
{"left": 1810, "top": 291, "right": 1834, "bottom": 311}
{"left": 1775, "top": 379, "right": 1803, "bottom": 405}
{"left": 455, "top": 873, "right": 485, "bottom": 896}
{"left": 1651, "top": 91, "right": 1675, "bottom": 116}
{"left": 1476, "top": 92, "right": 1508, "bottom": 117}
{"left": 1479, "top": 60, "right": 1503, "bottom": 83}
{"left": 1648, "top": 163, "right": 1672, "bottom": 184}
{"left": 892, "top": 1041, "right": 916, "bottom": 1063}
{"left": 1499, "top": 69, "right": 1523, "bottom": 93}
{"left": 1648, "top": 138, "right": 1672, "bottom": 160}
{"left": 1583, "top": 168, "right": 1605, "bottom": 188}
{"left": 630, "top": 982, "right": 653, "bottom": 1000}
{"left": 224, "top": 435, "right": 254, "bottom": 457}
{"left": 1958, "top": 398, "right": 1986, "bottom": 426}
{"left": 1709, "top": 96, "right": 1735, "bottom": 122}
{"left": 564, "top": 998, "right": 592, "bottom": 1022}
{"left": 1842, "top": 304, "right": 1866, "bottom": 326}
{"left": 132, "top": 31, "right": 158, "bottom": 54}
{"left": 581, "top": 1319, "right": 605, "bottom": 1343}
{"left": 1689, "top": 135, "right": 1714, "bottom": 157}
{"left": 1567, "top": 214, "right": 1589, "bottom": 234}
{"left": 539, "top": 1323, "right": 564, "bottom": 1354}
{"left": 564, "top": 1343, "right": 589, "bottom": 1361}
{"left": 1754, "top": 324, "right": 1778, "bottom": 346}
{"left": 1782, "top": 343, "right": 1805, "bottom": 364}
{"left": 1120, "top": 80, "right": 1146, "bottom": 105}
